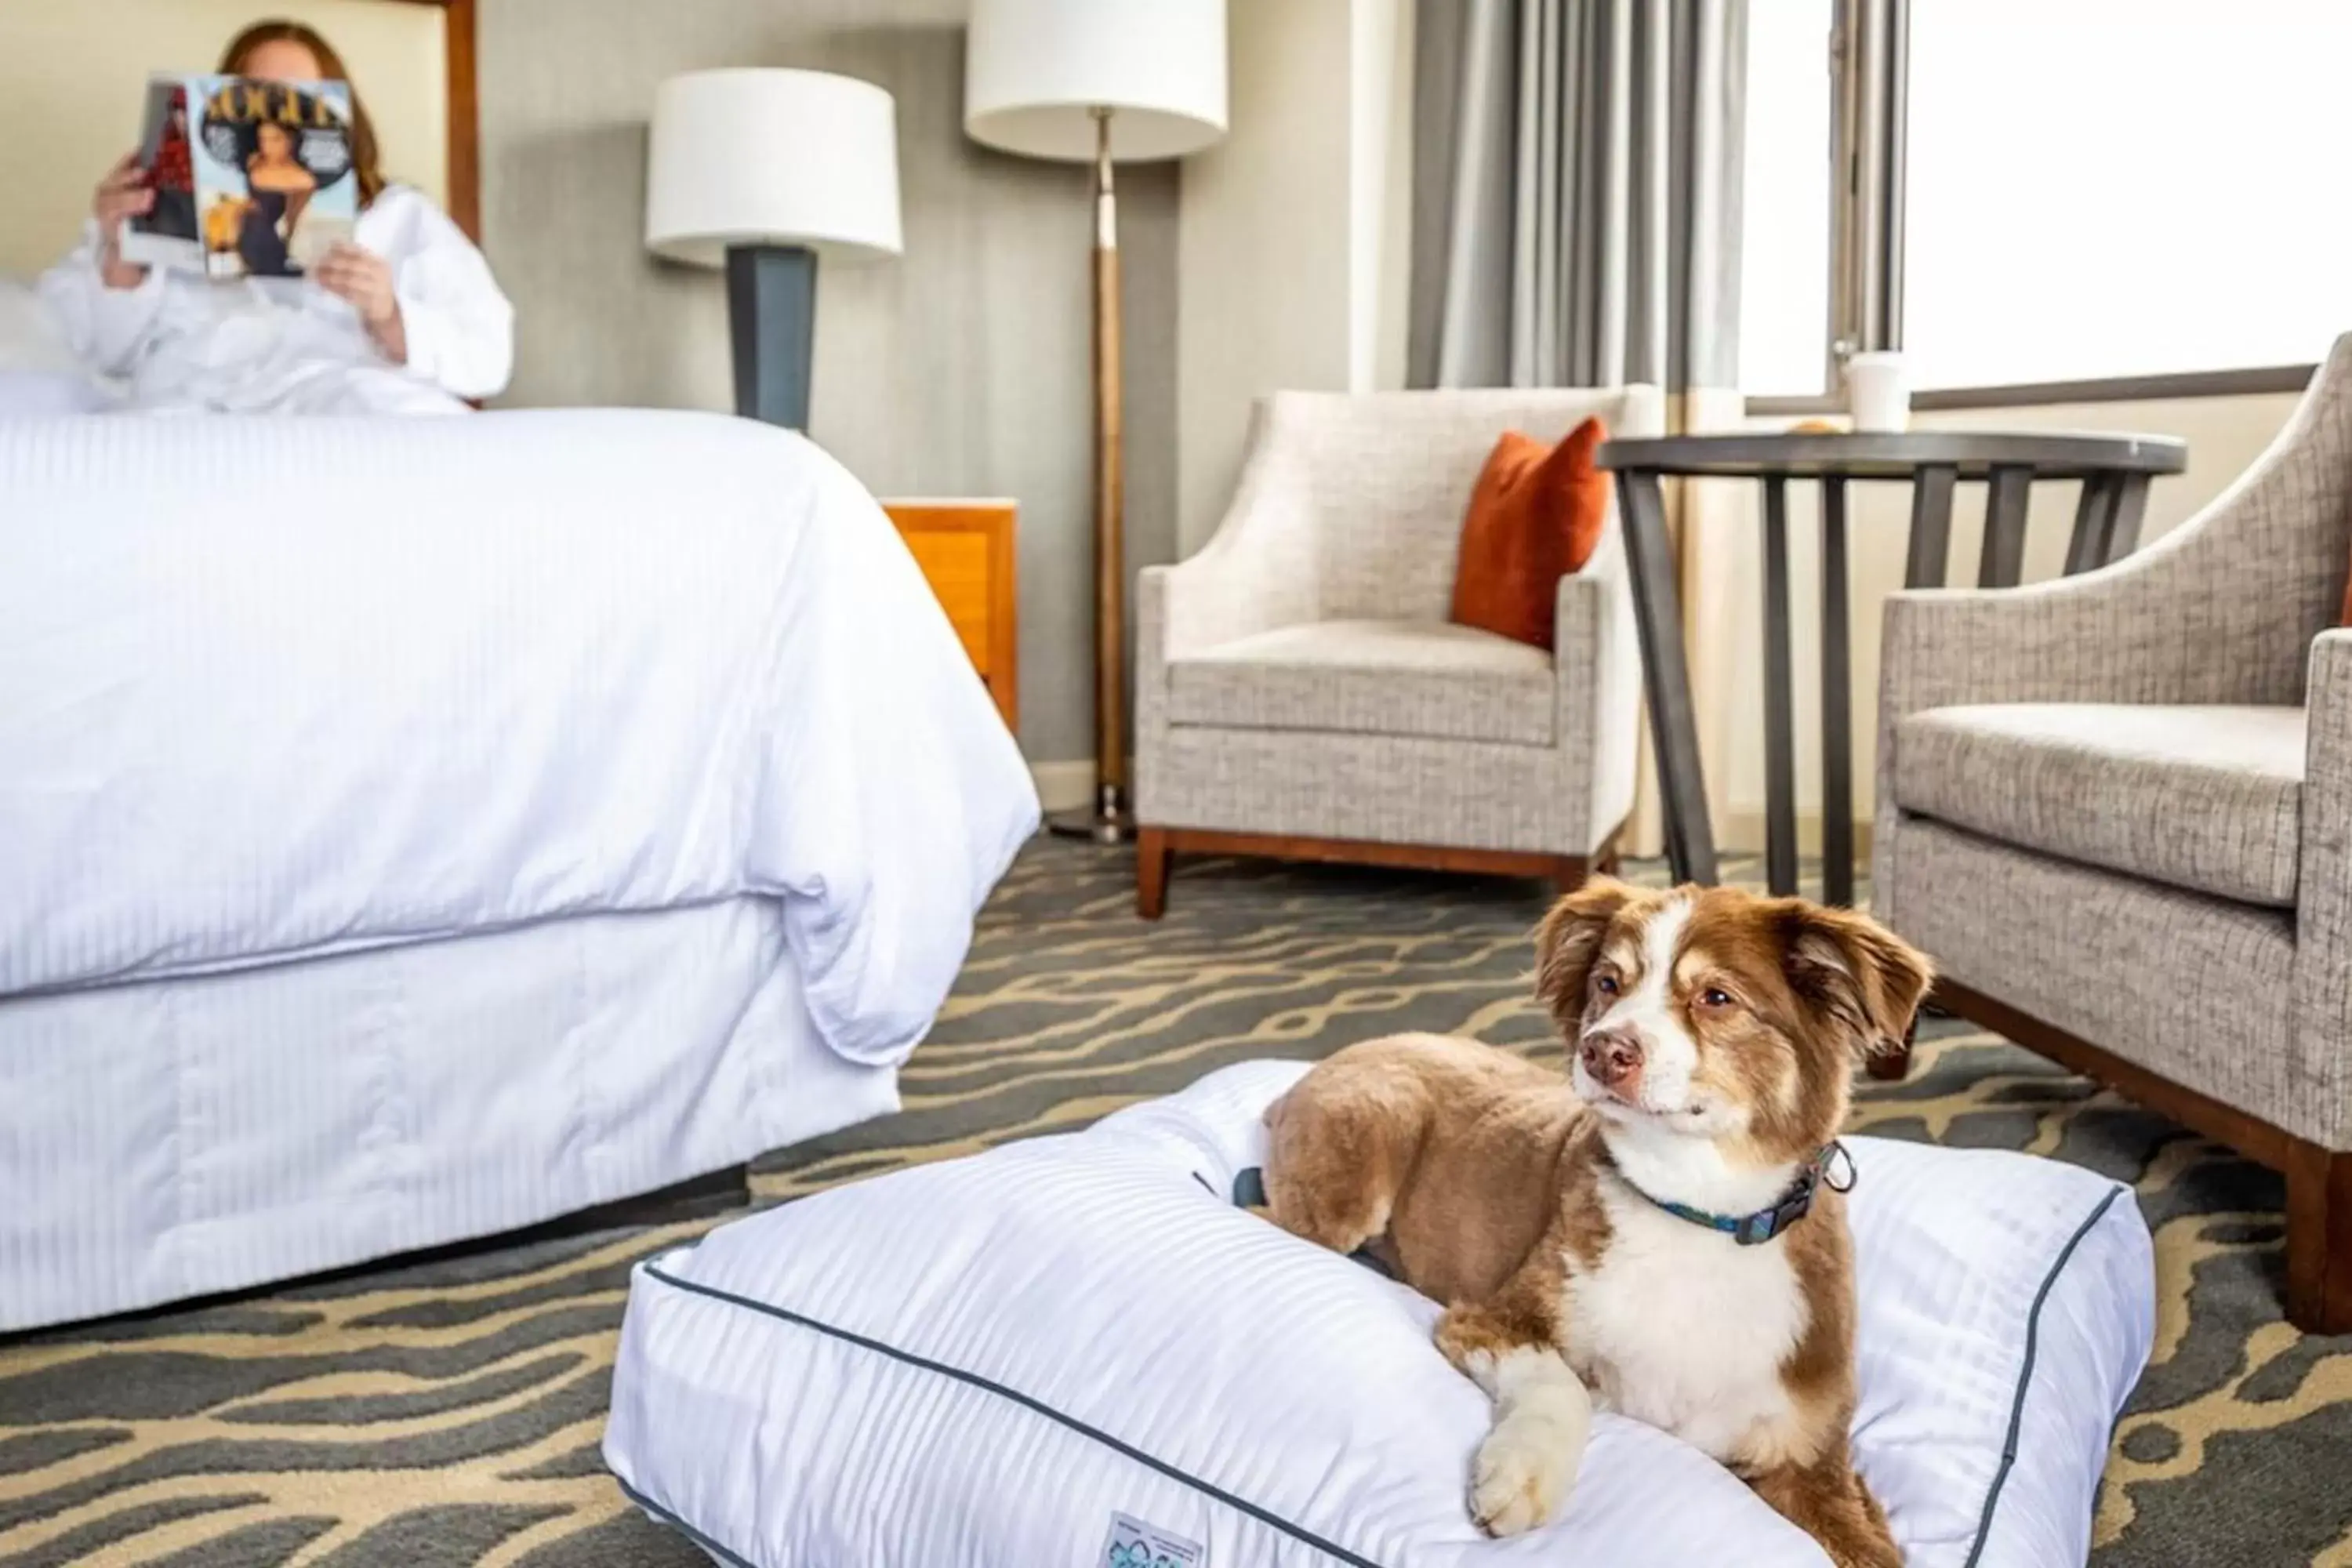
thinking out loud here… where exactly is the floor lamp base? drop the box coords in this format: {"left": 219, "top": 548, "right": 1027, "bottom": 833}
{"left": 1047, "top": 786, "right": 1136, "bottom": 845}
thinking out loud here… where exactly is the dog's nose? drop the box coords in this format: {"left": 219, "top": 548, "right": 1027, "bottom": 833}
{"left": 1580, "top": 1028, "right": 1644, "bottom": 1090}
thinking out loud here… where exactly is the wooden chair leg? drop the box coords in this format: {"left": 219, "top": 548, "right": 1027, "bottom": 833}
{"left": 1136, "top": 826, "right": 1172, "bottom": 920}
{"left": 1555, "top": 833, "right": 1622, "bottom": 896}
{"left": 1595, "top": 830, "right": 1622, "bottom": 880}
{"left": 2285, "top": 1142, "right": 2352, "bottom": 1335}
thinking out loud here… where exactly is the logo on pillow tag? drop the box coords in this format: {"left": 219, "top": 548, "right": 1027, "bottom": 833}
{"left": 1102, "top": 1512, "right": 1207, "bottom": 1568}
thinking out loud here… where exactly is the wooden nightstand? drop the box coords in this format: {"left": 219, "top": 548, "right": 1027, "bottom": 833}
{"left": 881, "top": 499, "right": 1018, "bottom": 731}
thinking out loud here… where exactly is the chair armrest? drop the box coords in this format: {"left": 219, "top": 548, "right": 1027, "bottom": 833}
{"left": 1146, "top": 540, "right": 1312, "bottom": 662}
{"left": 2296, "top": 630, "right": 2352, "bottom": 1145}
{"left": 1551, "top": 525, "right": 1642, "bottom": 851}
{"left": 1148, "top": 404, "right": 1322, "bottom": 662}
{"left": 1883, "top": 341, "right": 2352, "bottom": 724}
{"left": 2303, "top": 628, "right": 2352, "bottom": 772}
{"left": 1874, "top": 507, "right": 2249, "bottom": 914}
{"left": 1135, "top": 408, "right": 1323, "bottom": 742}
{"left": 1876, "top": 560, "right": 2194, "bottom": 726}
{"left": 1547, "top": 572, "right": 1603, "bottom": 853}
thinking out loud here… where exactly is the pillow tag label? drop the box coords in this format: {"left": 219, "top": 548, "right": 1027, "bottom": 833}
{"left": 1102, "top": 1512, "right": 1207, "bottom": 1568}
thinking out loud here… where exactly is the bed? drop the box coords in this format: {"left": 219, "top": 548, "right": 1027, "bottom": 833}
{"left": 0, "top": 0, "right": 1039, "bottom": 1333}
{"left": 0, "top": 407, "right": 1040, "bottom": 1332}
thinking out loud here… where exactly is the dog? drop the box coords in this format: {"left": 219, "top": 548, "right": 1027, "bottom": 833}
{"left": 1261, "top": 878, "right": 1930, "bottom": 1566}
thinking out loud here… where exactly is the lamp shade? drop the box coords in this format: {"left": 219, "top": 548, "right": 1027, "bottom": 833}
{"left": 964, "top": 0, "right": 1227, "bottom": 163}
{"left": 645, "top": 68, "right": 903, "bottom": 268}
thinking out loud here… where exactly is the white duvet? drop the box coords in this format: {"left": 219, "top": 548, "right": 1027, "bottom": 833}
{"left": 0, "top": 411, "right": 1039, "bottom": 1063}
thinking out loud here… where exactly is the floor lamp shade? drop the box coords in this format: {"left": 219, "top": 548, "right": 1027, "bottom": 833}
{"left": 964, "top": 0, "right": 1227, "bottom": 840}
{"left": 964, "top": 0, "right": 1227, "bottom": 161}
{"left": 645, "top": 69, "right": 902, "bottom": 429}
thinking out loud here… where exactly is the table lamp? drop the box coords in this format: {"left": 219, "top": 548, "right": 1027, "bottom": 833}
{"left": 965, "top": 0, "right": 1228, "bottom": 842}
{"left": 645, "top": 68, "right": 903, "bottom": 430}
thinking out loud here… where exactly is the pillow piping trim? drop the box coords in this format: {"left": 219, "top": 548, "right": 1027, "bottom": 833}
{"left": 1958, "top": 1183, "right": 2129, "bottom": 1568}
{"left": 636, "top": 1260, "right": 1388, "bottom": 1567}
{"left": 615, "top": 1476, "right": 762, "bottom": 1568}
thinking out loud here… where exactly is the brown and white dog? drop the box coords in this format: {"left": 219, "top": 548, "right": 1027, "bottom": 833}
{"left": 1261, "top": 879, "right": 1932, "bottom": 1566}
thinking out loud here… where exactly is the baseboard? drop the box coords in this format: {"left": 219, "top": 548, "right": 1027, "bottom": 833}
{"left": 1718, "top": 811, "right": 1875, "bottom": 862}
{"left": 1030, "top": 760, "right": 1094, "bottom": 815}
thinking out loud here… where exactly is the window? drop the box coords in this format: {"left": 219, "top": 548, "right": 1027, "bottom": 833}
{"left": 1903, "top": 0, "right": 2352, "bottom": 388}
{"left": 1738, "top": 0, "right": 1835, "bottom": 397}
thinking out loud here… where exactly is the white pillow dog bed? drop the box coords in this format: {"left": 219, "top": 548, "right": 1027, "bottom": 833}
{"left": 604, "top": 1060, "right": 2153, "bottom": 1567}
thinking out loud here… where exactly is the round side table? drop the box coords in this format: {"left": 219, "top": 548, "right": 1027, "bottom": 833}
{"left": 1596, "top": 431, "right": 2188, "bottom": 906}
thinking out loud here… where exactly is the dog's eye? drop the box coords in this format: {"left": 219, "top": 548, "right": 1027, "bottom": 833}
{"left": 1698, "top": 987, "right": 1733, "bottom": 1009}
{"left": 1594, "top": 974, "right": 1620, "bottom": 996}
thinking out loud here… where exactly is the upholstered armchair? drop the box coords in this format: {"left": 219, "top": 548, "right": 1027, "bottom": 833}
{"left": 1872, "top": 335, "right": 2352, "bottom": 1332}
{"left": 1134, "top": 385, "right": 1665, "bottom": 915}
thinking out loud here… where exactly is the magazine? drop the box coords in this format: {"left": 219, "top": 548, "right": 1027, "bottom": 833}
{"left": 121, "top": 74, "right": 358, "bottom": 281}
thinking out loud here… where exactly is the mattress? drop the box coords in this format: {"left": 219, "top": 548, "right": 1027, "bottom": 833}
{"left": 0, "top": 897, "right": 896, "bottom": 1331}
{"left": 607, "top": 1058, "right": 2154, "bottom": 1567}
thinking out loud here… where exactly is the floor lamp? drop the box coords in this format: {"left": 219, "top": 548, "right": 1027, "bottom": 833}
{"left": 964, "top": 0, "right": 1228, "bottom": 843}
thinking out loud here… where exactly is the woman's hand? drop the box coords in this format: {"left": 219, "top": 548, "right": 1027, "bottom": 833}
{"left": 314, "top": 243, "right": 407, "bottom": 365}
{"left": 92, "top": 152, "right": 153, "bottom": 289}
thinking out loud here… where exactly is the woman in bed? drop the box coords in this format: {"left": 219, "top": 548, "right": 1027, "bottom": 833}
{"left": 41, "top": 19, "right": 513, "bottom": 415}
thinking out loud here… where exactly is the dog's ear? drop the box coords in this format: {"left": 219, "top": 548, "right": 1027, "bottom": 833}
{"left": 1781, "top": 906, "right": 1934, "bottom": 1060}
{"left": 1534, "top": 878, "right": 1635, "bottom": 1027}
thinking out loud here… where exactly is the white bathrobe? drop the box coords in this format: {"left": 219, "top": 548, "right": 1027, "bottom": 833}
{"left": 39, "top": 184, "right": 513, "bottom": 415}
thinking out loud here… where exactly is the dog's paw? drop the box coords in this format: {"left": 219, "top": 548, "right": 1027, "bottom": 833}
{"left": 1470, "top": 1415, "right": 1579, "bottom": 1537}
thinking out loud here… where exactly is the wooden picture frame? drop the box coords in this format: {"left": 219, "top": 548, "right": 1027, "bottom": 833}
{"left": 391, "top": 0, "right": 478, "bottom": 238}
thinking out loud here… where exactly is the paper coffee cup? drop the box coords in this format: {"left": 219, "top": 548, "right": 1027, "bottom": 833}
{"left": 1845, "top": 352, "right": 1911, "bottom": 432}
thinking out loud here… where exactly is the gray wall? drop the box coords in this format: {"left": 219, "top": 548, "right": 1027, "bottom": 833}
{"left": 476, "top": 0, "right": 1181, "bottom": 768}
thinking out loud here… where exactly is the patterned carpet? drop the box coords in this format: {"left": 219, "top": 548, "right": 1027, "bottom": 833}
{"left": 3, "top": 838, "right": 2348, "bottom": 1566}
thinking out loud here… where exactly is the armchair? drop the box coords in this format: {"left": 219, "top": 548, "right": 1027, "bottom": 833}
{"left": 1135, "top": 385, "right": 1665, "bottom": 914}
{"left": 1872, "top": 335, "right": 2352, "bottom": 1332}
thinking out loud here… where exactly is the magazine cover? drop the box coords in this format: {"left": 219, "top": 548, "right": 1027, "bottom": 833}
{"left": 121, "top": 74, "right": 358, "bottom": 281}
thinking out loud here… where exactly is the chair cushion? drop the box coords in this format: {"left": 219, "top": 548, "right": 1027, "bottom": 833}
{"left": 605, "top": 1059, "right": 2154, "bottom": 1568}
{"left": 1893, "top": 703, "right": 2305, "bottom": 906}
{"left": 1167, "top": 619, "right": 1555, "bottom": 746}
{"left": 1450, "top": 418, "right": 1609, "bottom": 651}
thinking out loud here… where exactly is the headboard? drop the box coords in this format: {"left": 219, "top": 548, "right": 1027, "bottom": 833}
{"left": 0, "top": 0, "right": 477, "bottom": 279}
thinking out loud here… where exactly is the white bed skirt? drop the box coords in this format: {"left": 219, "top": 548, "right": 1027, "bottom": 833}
{"left": 0, "top": 898, "right": 897, "bottom": 1331}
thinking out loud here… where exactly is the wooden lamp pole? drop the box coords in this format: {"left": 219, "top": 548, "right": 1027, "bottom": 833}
{"left": 1053, "top": 104, "right": 1131, "bottom": 842}
{"left": 962, "top": 0, "right": 1225, "bottom": 843}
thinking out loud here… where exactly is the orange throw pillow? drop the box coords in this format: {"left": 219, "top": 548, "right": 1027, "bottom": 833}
{"left": 1449, "top": 417, "right": 1610, "bottom": 651}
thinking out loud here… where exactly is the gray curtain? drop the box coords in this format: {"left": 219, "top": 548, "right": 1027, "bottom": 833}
{"left": 1408, "top": 0, "right": 1748, "bottom": 393}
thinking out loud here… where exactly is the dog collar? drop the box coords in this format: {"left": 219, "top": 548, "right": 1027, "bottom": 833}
{"left": 1617, "top": 1141, "right": 1857, "bottom": 1246}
